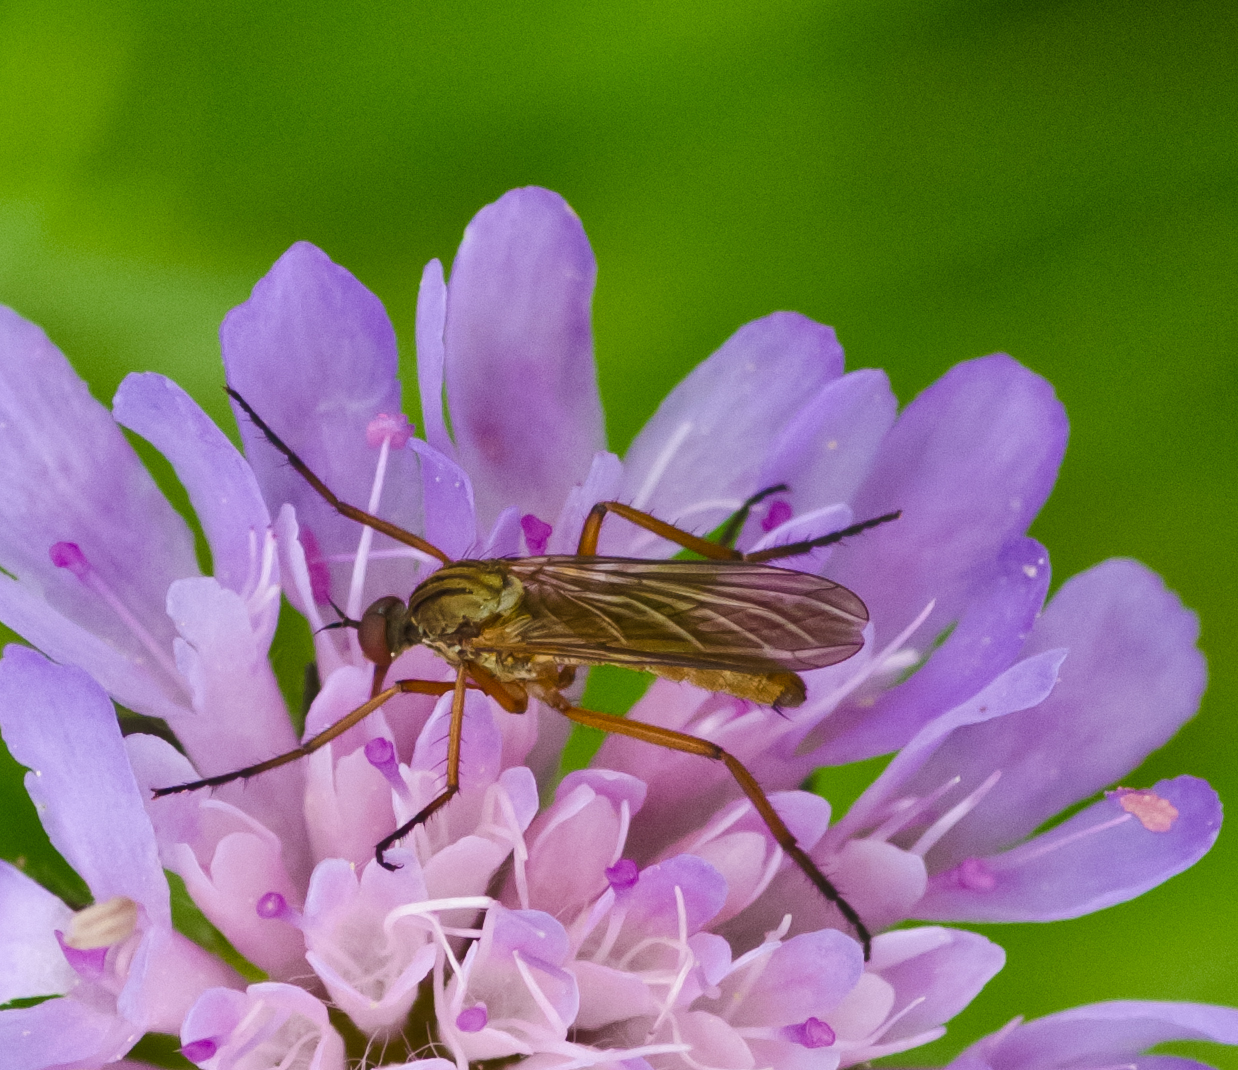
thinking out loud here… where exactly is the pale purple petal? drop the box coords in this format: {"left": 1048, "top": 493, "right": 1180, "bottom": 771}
{"left": 0, "top": 995, "right": 139, "bottom": 1070}
{"left": 0, "top": 575, "right": 186, "bottom": 721}
{"left": 113, "top": 373, "right": 274, "bottom": 600}
{"left": 0, "top": 307, "right": 197, "bottom": 711}
{"left": 831, "top": 649, "right": 1068, "bottom": 846}
{"left": 757, "top": 368, "right": 898, "bottom": 523}
{"left": 416, "top": 257, "right": 453, "bottom": 455}
{"left": 444, "top": 187, "right": 603, "bottom": 528}
{"left": 613, "top": 855, "right": 728, "bottom": 948}
{"left": 164, "top": 577, "right": 308, "bottom": 875}
{"left": 0, "top": 860, "right": 74, "bottom": 1001}
{"left": 118, "top": 925, "right": 241, "bottom": 1035}
{"left": 870, "top": 927, "right": 1005, "bottom": 1041}
{"left": 955, "top": 1001, "right": 1238, "bottom": 1070}
{"left": 407, "top": 436, "right": 477, "bottom": 559}
{"left": 182, "top": 983, "right": 345, "bottom": 1070}
{"left": 918, "top": 776, "right": 1221, "bottom": 922}
{"left": 221, "top": 242, "right": 422, "bottom": 610}
{"left": 0, "top": 647, "right": 168, "bottom": 921}
{"left": 727, "top": 929, "right": 865, "bottom": 1027}
{"left": 911, "top": 559, "right": 1205, "bottom": 864}
{"left": 827, "top": 355, "right": 1067, "bottom": 651}
{"left": 820, "top": 537, "right": 1051, "bottom": 764}
{"left": 548, "top": 450, "right": 624, "bottom": 554}
{"left": 620, "top": 313, "right": 845, "bottom": 551}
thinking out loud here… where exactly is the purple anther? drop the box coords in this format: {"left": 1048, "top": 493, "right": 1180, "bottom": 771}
{"left": 54, "top": 930, "right": 108, "bottom": 981}
{"left": 49, "top": 541, "right": 90, "bottom": 578}
{"left": 299, "top": 527, "right": 332, "bottom": 606}
{"left": 256, "top": 891, "right": 292, "bottom": 921}
{"left": 367, "top": 412, "right": 413, "bottom": 449}
{"left": 782, "top": 1016, "right": 836, "bottom": 1048}
{"left": 456, "top": 1004, "right": 489, "bottom": 1033}
{"left": 605, "top": 858, "right": 640, "bottom": 892}
{"left": 953, "top": 856, "right": 998, "bottom": 892}
{"left": 365, "top": 736, "right": 397, "bottom": 772}
{"left": 365, "top": 736, "right": 410, "bottom": 796}
{"left": 761, "top": 499, "right": 793, "bottom": 533}
{"left": 521, "top": 513, "right": 553, "bottom": 555}
{"left": 181, "top": 1038, "right": 219, "bottom": 1062}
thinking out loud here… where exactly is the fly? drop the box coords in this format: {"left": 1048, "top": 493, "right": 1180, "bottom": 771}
{"left": 155, "top": 388, "right": 900, "bottom": 958}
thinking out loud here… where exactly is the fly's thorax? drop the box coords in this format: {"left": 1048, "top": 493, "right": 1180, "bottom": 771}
{"left": 407, "top": 561, "right": 525, "bottom": 647}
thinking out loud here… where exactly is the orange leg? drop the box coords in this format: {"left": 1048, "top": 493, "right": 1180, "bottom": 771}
{"left": 577, "top": 487, "right": 899, "bottom": 565}
{"left": 542, "top": 691, "right": 873, "bottom": 960}
{"left": 227, "top": 387, "right": 452, "bottom": 565}
{"left": 152, "top": 676, "right": 475, "bottom": 797}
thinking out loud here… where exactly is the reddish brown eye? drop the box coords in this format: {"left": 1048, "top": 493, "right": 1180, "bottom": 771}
{"left": 359, "top": 596, "right": 404, "bottom": 667}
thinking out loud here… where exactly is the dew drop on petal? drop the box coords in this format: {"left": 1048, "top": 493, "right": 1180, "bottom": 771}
{"left": 1113, "top": 788, "right": 1179, "bottom": 832}
{"left": 457, "top": 1004, "right": 489, "bottom": 1032}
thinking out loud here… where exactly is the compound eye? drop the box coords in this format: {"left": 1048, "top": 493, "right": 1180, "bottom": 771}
{"left": 359, "top": 596, "right": 405, "bottom": 667}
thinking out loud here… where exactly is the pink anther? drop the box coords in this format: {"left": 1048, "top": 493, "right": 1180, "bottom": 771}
{"left": 456, "top": 1004, "right": 488, "bottom": 1033}
{"left": 761, "top": 499, "right": 793, "bottom": 532}
{"left": 366, "top": 412, "right": 412, "bottom": 449}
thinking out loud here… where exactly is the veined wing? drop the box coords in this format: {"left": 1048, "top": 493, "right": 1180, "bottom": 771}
{"left": 482, "top": 556, "right": 868, "bottom": 672}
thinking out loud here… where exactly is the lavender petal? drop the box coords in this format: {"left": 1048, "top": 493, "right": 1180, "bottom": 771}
{"left": 827, "top": 355, "right": 1067, "bottom": 652}
{"left": 918, "top": 776, "right": 1221, "bottom": 922}
{"left": 444, "top": 187, "right": 603, "bottom": 528}
{"left": 0, "top": 647, "right": 168, "bottom": 921}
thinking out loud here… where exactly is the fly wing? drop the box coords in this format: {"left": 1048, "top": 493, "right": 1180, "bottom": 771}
{"left": 484, "top": 556, "right": 868, "bottom": 672}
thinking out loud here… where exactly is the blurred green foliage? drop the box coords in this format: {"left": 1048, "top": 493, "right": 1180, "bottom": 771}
{"left": 0, "top": 0, "right": 1234, "bottom": 1065}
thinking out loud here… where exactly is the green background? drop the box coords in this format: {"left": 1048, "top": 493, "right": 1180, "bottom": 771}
{"left": 1, "top": 0, "right": 1235, "bottom": 1065}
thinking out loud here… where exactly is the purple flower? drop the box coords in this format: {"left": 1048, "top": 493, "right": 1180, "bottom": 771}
{"left": 0, "top": 186, "right": 1229, "bottom": 1069}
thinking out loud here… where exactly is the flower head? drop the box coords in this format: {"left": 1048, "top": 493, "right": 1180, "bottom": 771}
{"left": 0, "top": 187, "right": 1229, "bottom": 1070}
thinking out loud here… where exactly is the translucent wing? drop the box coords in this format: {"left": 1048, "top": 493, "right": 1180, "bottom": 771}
{"left": 483, "top": 556, "right": 868, "bottom": 673}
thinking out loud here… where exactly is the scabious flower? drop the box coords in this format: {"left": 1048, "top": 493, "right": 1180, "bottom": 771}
{"left": 0, "top": 187, "right": 1229, "bottom": 1070}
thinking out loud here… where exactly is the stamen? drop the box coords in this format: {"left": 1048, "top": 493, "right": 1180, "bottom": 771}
{"left": 606, "top": 858, "right": 639, "bottom": 892}
{"left": 345, "top": 417, "right": 402, "bottom": 628}
{"left": 256, "top": 891, "right": 302, "bottom": 926}
{"left": 911, "top": 770, "right": 1002, "bottom": 857}
{"left": 367, "top": 413, "right": 413, "bottom": 449}
{"left": 365, "top": 737, "right": 410, "bottom": 800}
{"left": 180, "top": 1039, "right": 219, "bottom": 1062}
{"left": 761, "top": 499, "right": 793, "bottom": 533}
{"left": 513, "top": 950, "right": 568, "bottom": 1035}
{"left": 520, "top": 514, "right": 553, "bottom": 555}
{"left": 49, "top": 542, "right": 184, "bottom": 685}
{"left": 782, "top": 1017, "right": 836, "bottom": 1048}
{"left": 610, "top": 799, "right": 632, "bottom": 868}
{"left": 456, "top": 1004, "right": 488, "bottom": 1033}
{"left": 651, "top": 885, "right": 694, "bottom": 1034}
{"left": 64, "top": 895, "right": 139, "bottom": 949}
{"left": 869, "top": 777, "right": 962, "bottom": 842}
{"left": 630, "top": 419, "right": 694, "bottom": 511}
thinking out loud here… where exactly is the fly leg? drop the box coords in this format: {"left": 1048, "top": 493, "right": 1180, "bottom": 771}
{"left": 543, "top": 692, "right": 873, "bottom": 960}
{"left": 578, "top": 488, "right": 898, "bottom": 562}
{"left": 227, "top": 387, "right": 451, "bottom": 564}
{"left": 153, "top": 677, "right": 473, "bottom": 797}
{"left": 373, "top": 669, "right": 528, "bottom": 868}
